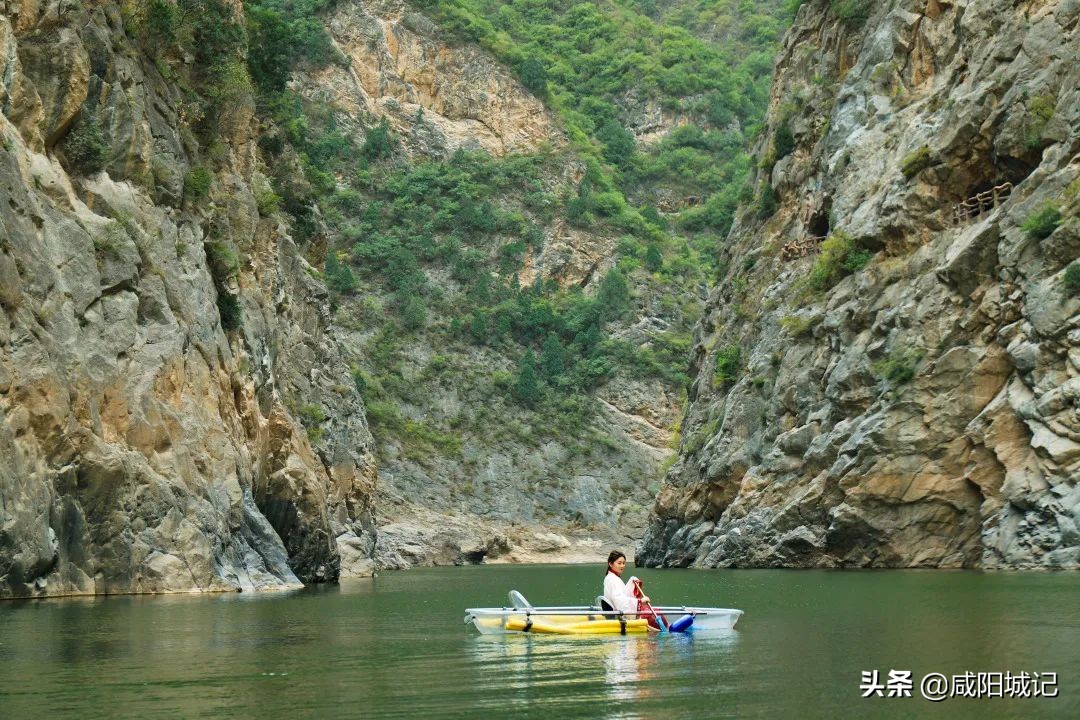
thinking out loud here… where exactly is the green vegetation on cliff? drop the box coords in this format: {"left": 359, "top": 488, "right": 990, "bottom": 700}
{"left": 1066, "top": 262, "right": 1080, "bottom": 297}
{"left": 806, "top": 231, "right": 872, "bottom": 291}
{"left": 413, "top": 0, "right": 790, "bottom": 238}
{"left": 118, "top": 0, "right": 789, "bottom": 465}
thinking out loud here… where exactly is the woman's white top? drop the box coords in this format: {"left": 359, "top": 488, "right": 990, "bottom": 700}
{"left": 603, "top": 571, "right": 638, "bottom": 614}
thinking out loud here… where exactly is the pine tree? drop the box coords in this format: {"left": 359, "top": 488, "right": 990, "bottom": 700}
{"left": 362, "top": 119, "right": 395, "bottom": 160}
{"left": 515, "top": 350, "right": 540, "bottom": 406}
{"left": 540, "top": 334, "right": 565, "bottom": 380}
{"left": 640, "top": 204, "right": 667, "bottom": 230}
{"left": 597, "top": 268, "right": 630, "bottom": 320}
{"left": 519, "top": 55, "right": 548, "bottom": 97}
{"left": 469, "top": 312, "right": 488, "bottom": 343}
{"left": 325, "top": 252, "right": 357, "bottom": 294}
{"left": 471, "top": 273, "right": 491, "bottom": 304}
{"left": 495, "top": 313, "right": 512, "bottom": 339}
{"left": 581, "top": 324, "right": 601, "bottom": 353}
{"left": 401, "top": 294, "right": 425, "bottom": 330}
{"left": 597, "top": 119, "right": 635, "bottom": 166}
{"left": 644, "top": 244, "right": 663, "bottom": 272}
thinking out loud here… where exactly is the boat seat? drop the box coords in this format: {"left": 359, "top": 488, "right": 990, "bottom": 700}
{"left": 595, "top": 595, "right": 614, "bottom": 612}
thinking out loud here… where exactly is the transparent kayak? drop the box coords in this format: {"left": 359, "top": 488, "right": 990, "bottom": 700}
{"left": 466, "top": 592, "right": 743, "bottom": 635}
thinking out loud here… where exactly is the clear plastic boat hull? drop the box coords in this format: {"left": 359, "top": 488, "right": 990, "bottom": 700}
{"left": 465, "top": 606, "right": 743, "bottom": 635}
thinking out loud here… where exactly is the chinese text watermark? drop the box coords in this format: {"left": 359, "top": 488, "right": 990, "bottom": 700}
{"left": 860, "top": 670, "right": 1058, "bottom": 701}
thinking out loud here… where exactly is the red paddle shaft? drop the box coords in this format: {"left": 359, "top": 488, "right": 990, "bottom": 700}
{"left": 633, "top": 579, "right": 668, "bottom": 631}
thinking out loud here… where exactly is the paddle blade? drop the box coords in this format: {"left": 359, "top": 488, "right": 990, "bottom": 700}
{"left": 668, "top": 615, "right": 694, "bottom": 633}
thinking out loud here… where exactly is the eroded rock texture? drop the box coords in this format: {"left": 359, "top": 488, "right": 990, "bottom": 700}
{"left": 0, "top": 2, "right": 377, "bottom": 598}
{"left": 311, "top": 0, "right": 564, "bottom": 159}
{"left": 640, "top": 0, "right": 1079, "bottom": 569}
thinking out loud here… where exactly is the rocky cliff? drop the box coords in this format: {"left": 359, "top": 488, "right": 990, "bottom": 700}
{"left": 640, "top": 0, "right": 1080, "bottom": 569}
{"left": 315, "top": 0, "right": 563, "bottom": 158}
{"left": 0, "top": 0, "right": 377, "bottom": 598}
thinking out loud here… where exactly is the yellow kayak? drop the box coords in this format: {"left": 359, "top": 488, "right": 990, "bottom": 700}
{"left": 474, "top": 614, "right": 611, "bottom": 633}
{"left": 504, "top": 617, "right": 651, "bottom": 635}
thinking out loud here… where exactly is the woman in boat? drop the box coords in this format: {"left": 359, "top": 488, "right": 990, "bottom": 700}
{"left": 603, "top": 550, "right": 648, "bottom": 614}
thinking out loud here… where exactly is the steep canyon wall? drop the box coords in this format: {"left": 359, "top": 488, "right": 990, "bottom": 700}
{"left": 640, "top": 0, "right": 1079, "bottom": 569}
{"left": 0, "top": 0, "right": 377, "bottom": 597}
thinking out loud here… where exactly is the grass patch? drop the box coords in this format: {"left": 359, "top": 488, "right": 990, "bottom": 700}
{"left": 779, "top": 313, "right": 820, "bottom": 336}
{"left": 685, "top": 415, "right": 721, "bottom": 455}
{"left": 714, "top": 344, "right": 742, "bottom": 386}
{"left": 899, "top": 145, "right": 931, "bottom": 179}
{"left": 93, "top": 222, "right": 130, "bottom": 257}
{"left": 774, "top": 118, "right": 795, "bottom": 161}
{"left": 1024, "top": 94, "right": 1055, "bottom": 150}
{"left": 1022, "top": 203, "right": 1062, "bottom": 240}
{"left": 63, "top": 112, "right": 109, "bottom": 175}
{"left": 255, "top": 186, "right": 281, "bottom": 216}
{"left": 1064, "top": 262, "right": 1080, "bottom": 297}
{"left": 870, "top": 345, "right": 923, "bottom": 386}
{"left": 366, "top": 400, "right": 463, "bottom": 458}
{"left": 185, "top": 166, "right": 213, "bottom": 200}
{"left": 205, "top": 240, "right": 239, "bottom": 283}
{"left": 807, "top": 231, "right": 872, "bottom": 291}
{"left": 829, "top": 0, "right": 873, "bottom": 29}
{"left": 297, "top": 403, "right": 326, "bottom": 442}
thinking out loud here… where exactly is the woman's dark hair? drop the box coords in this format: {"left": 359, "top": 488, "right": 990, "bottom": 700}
{"left": 606, "top": 550, "right": 625, "bottom": 575}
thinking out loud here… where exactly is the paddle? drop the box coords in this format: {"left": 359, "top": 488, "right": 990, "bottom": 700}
{"left": 633, "top": 578, "right": 694, "bottom": 633}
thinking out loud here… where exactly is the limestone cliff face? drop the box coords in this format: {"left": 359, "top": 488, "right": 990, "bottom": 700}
{"left": 308, "top": 0, "right": 563, "bottom": 159}
{"left": 304, "top": 2, "right": 626, "bottom": 307}
{"left": 640, "top": 0, "right": 1079, "bottom": 569}
{"left": 0, "top": 2, "right": 377, "bottom": 598}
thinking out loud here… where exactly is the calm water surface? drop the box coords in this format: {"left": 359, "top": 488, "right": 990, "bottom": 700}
{"left": 1, "top": 565, "right": 1077, "bottom": 718}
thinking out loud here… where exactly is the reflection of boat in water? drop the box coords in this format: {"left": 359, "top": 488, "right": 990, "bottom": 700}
{"left": 466, "top": 620, "right": 741, "bottom": 713}
{"left": 466, "top": 591, "right": 743, "bottom": 636}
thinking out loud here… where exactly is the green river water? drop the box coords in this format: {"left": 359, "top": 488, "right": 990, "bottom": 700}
{"left": 1, "top": 564, "right": 1077, "bottom": 718}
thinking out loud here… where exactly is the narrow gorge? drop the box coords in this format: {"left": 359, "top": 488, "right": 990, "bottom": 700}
{"left": 1, "top": 0, "right": 1076, "bottom": 600}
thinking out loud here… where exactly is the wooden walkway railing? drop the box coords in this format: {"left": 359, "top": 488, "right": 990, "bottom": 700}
{"left": 778, "top": 181, "right": 1014, "bottom": 264}
{"left": 781, "top": 235, "right": 826, "bottom": 261}
{"left": 950, "top": 182, "right": 1012, "bottom": 225}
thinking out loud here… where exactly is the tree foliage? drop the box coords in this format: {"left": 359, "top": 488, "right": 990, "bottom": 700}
{"left": 246, "top": 0, "right": 340, "bottom": 93}
{"left": 540, "top": 334, "right": 565, "bottom": 380}
{"left": 519, "top": 55, "right": 549, "bottom": 96}
{"left": 362, "top": 119, "right": 396, "bottom": 161}
{"left": 514, "top": 350, "right": 541, "bottom": 405}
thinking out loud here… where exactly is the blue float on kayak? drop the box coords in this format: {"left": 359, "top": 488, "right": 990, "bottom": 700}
{"left": 668, "top": 614, "right": 695, "bottom": 633}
